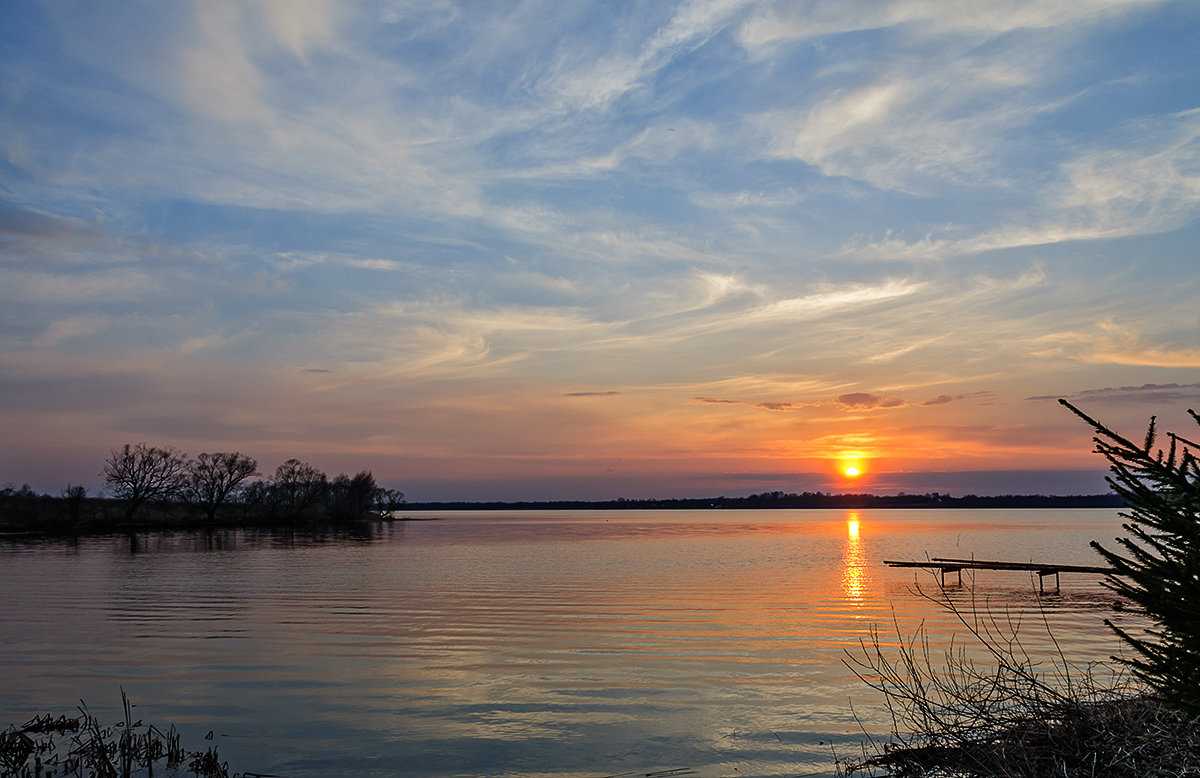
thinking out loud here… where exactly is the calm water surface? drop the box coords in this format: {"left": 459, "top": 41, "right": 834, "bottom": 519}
{"left": 0, "top": 509, "right": 1136, "bottom": 777}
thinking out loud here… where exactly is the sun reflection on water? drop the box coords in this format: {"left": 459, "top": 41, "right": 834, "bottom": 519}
{"left": 841, "top": 511, "right": 866, "bottom": 602}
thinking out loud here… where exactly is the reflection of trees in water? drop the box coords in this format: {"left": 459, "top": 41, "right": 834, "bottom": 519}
{"left": 122, "top": 524, "right": 394, "bottom": 555}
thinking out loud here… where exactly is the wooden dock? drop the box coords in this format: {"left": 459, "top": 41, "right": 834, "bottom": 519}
{"left": 883, "top": 557, "right": 1117, "bottom": 593}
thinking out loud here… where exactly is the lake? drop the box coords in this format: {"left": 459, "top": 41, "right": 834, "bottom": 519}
{"left": 0, "top": 508, "right": 1138, "bottom": 777}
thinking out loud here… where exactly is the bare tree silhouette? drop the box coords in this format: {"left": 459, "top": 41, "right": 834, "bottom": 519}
{"left": 102, "top": 443, "right": 187, "bottom": 522}
{"left": 183, "top": 452, "right": 260, "bottom": 523}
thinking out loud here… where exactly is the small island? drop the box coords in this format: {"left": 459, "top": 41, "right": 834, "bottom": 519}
{"left": 0, "top": 443, "right": 405, "bottom": 535}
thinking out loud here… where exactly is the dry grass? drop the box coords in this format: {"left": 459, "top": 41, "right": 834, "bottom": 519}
{"left": 0, "top": 690, "right": 234, "bottom": 778}
{"left": 846, "top": 694, "right": 1200, "bottom": 777}
{"left": 839, "top": 579, "right": 1200, "bottom": 777}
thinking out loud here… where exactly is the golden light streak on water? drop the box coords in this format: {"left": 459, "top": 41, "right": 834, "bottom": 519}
{"left": 841, "top": 512, "right": 865, "bottom": 602}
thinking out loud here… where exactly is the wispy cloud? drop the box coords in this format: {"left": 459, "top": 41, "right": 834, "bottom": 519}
{"left": 1034, "top": 320, "right": 1200, "bottom": 368}
{"left": 35, "top": 314, "right": 111, "bottom": 347}
{"left": 761, "top": 72, "right": 1022, "bottom": 193}
{"left": 0, "top": 203, "right": 102, "bottom": 242}
{"left": 737, "top": 0, "right": 1161, "bottom": 51}
{"left": 1030, "top": 382, "right": 1200, "bottom": 404}
{"left": 836, "top": 99, "right": 1200, "bottom": 260}
{"left": 1, "top": 268, "right": 163, "bottom": 305}
{"left": 535, "top": 0, "right": 753, "bottom": 113}
{"left": 691, "top": 396, "right": 817, "bottom": 411}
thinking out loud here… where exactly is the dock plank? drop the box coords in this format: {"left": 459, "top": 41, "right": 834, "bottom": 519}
{"left": 882, "top": 557, "right": 1118, "bottom": 592}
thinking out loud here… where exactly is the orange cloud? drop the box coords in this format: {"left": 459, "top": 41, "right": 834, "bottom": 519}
{"left": 836, "top": 392, "right": 906, "bottom": 410}
{"left": 692, "top": 397, "right": 819, "bottom": 411}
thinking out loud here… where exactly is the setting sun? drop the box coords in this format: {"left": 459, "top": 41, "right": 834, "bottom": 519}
{"left": 838, "top": 455, "right": 867, "bottom": 479}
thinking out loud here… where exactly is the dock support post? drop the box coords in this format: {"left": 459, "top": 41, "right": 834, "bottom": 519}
{"left": 1036, "top": 570, "right": 1061, "bottom": 594}
{"left": 939, "top": 566, "right": 962, "bottom": 587}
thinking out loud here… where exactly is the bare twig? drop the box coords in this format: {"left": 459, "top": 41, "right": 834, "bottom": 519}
{"left": 840, "top": 574, "right": 1200, "bottom": 777}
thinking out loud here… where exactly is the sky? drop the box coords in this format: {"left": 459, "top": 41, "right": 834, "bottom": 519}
{"left": 2, "top": 0, "right": 1199, "bottom": 501}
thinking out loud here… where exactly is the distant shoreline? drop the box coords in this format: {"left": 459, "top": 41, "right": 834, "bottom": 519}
{"left": 402, "top": 492, "right": 1125, "bottom": 511}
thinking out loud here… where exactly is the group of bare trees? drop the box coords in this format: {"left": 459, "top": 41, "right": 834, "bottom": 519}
{"left": 100, "top": 443, "right": 404, "bottom": 524}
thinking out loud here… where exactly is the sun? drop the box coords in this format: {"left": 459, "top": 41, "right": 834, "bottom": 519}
{"left": 837, "top": 455, "right": 867, "bottom": 479}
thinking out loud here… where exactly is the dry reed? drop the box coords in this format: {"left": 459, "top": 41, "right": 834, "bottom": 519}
{"left": 839, "top": 578, "right": 1200, "bottom": 777}
{"left": 0, "top": 690, "right": 234, "bottom": 778}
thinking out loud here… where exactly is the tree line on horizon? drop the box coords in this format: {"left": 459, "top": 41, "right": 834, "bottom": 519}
{"left": 0, "top": 443, "right": 406, "bottom": 532}
{"left": 407, "top": 489, "right": 1125, "bottom": 511}
{"left": 4, "top": 473, "right": 1126, "bottom": 531}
